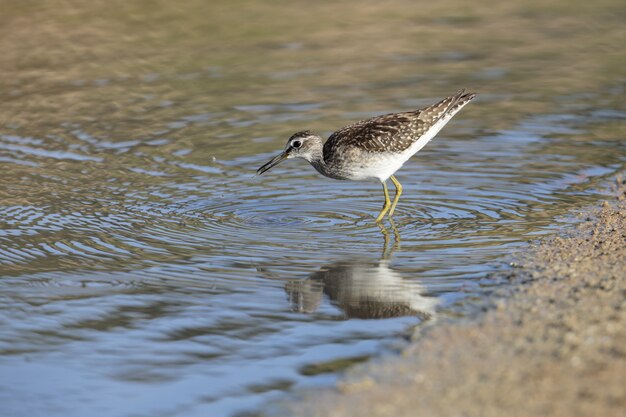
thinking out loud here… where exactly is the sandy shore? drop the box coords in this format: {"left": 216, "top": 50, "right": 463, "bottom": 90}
{"left": 281, "top": 176, "right": 626, "bottom": 417}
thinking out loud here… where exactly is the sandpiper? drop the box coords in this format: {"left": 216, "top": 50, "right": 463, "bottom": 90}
{"left": 257, "top": 89, "right": 476, "bottom": 222}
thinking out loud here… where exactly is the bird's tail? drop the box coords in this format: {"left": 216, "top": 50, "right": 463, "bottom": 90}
{"left": 445, "top": 89, "right": 476, "bottom": 116}
{"left": 420, "top": 89, "right": 476, "bottom": 123}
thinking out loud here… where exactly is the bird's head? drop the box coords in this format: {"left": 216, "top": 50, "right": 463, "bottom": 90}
{"left": 256, "top": 131, "right": 323, "bottom": 175}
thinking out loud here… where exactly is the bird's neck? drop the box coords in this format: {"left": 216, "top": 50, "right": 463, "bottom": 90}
{"left": 306, "top": 147, "right": 329, "bottom": 177}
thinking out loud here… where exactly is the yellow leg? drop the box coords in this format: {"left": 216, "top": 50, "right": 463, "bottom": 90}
{"left": 378, "top": 219, "right": 401, "bottom": 259}
{"left": 377, "top": 222, "right": 391, "bottom": 257}
{"left": 388, "top": 175, "right": 403, "bottom": 218}
{"left": 375, "top": 181, "right": 391, "bottom": 222}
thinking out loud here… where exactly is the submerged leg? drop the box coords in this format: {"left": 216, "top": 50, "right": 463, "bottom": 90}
{"left": 378, "top": 218, "right": 401, "bottom": 259}
{"left": 377, "top": 222, "right": 391, "bottom": 258}
{"left": 388, "top": 175, "right": 403, "bottom": 218}
{"left": 375, "top": 181, "right": 391, "bottom": 222}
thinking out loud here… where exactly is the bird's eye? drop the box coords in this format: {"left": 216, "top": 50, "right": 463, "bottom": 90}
{"left": 292, "top": 140, "right": 302, "bottom": 148}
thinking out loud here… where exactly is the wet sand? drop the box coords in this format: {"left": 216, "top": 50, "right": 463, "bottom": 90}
{"left": 283, "top": 176, "right": 626, "bottom": 417}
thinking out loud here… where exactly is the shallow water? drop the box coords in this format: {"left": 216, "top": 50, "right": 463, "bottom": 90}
{"left": 1, "top": 1, "right": 625, "bottom": 416}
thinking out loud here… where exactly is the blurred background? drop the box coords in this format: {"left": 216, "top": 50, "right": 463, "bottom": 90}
{"left": 0, "top": 1, "right": 624, "bottom": 416}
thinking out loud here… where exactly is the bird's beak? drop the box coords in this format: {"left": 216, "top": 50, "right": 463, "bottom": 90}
{"left": 256, "top": 151, "right": 288, "bottom": 175}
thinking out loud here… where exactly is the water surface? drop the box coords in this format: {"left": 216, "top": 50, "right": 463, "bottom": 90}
{"left": 1, "top": 1, "right": 625, "bottom": 416}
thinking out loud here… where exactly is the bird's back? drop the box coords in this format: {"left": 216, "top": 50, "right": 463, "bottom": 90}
{"left": 323, "top": 90, "right": 475, "bottom": 164}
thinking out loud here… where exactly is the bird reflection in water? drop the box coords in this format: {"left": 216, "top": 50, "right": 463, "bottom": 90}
{"left": 285, "top": 221, "right": 438, "bottom": 320}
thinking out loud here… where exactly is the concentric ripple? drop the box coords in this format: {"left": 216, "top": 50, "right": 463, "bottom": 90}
{"left": 2, "top": 66, "right": 625, "bottom": 417}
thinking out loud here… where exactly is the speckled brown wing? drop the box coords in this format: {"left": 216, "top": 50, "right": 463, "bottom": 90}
{"left": 323, "top": 112, "right": 420, "bottom": 157}
{"left": 323, "top": 90, "right": 475, "bottom": 162}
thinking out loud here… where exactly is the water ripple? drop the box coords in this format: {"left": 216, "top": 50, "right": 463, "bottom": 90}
{"left": 1, "top": 87, "right": 625, "bottom": 417}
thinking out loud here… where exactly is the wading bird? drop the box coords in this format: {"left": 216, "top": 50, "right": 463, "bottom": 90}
{"left": 257, "top": 89, "right": 475, "bottom": 222}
